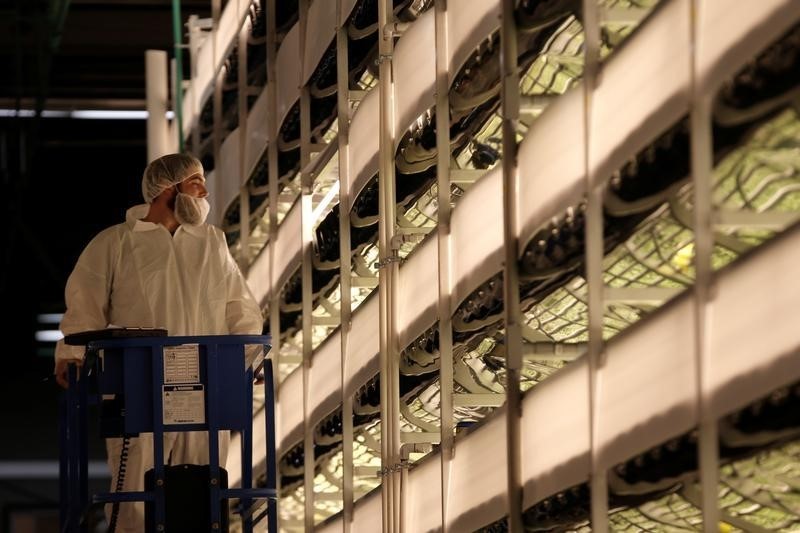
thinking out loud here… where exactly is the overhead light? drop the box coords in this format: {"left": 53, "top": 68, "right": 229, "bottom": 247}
{"left": 71, "top": 110, "right": 148, "bottom": 120}
{"left": 0, "top": 109, "right": 177, "bottom": 120}
{"left": 35, "top": 330, "right": 64, "bottom": 342}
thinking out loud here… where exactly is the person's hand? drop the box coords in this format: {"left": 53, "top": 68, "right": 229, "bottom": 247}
{"left": 55, "top": 358, "right": 83, "bottom": 389}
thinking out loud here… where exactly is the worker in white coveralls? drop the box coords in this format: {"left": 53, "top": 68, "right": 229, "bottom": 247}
{"left": 54, "top": 153, "right": 264, "bottom": 532}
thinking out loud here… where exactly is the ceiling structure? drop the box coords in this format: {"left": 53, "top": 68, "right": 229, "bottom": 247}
{"left": 0, "top": 0, "right": 212, "bottom": 107}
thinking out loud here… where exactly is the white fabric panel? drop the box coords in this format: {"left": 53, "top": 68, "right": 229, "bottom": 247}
{"left": 244, "top": 86, "right": 269, "bottom": 180}
{"left": 447, "top": 408, "right": 509, "bottom": 530}
{"left": 339, "top": 0, "right": 359, "bottom": 25}
{"left": 709, "top": 228, "right": 800, "bottom": 418}
{"left": 397, "top": 237, "right": 438, "bottom": 350}
{"left": 589, "top": 0, "right": 690, "bottom": 190}
{"left": 302, "top": 0, "right": 337, "bottom": 85}
{"left": 317, "top": 485, "right": 383, "bottom": 533}
{"left": 273, "top": 200, "right": 302, "bottom": 291}
{"left": 184, "top": 0, "right": 250, "bottom": 136}
{"left": 246, "top": 243, "right": 270, "bottom": 307}
{"left": 520, "top": 361, "right": 590, "bottom": 509}
{"left": 517, "top": 86, "right": 585, "bottom": 251}
{"left": 278, "top": 362, "right": 304, "bottom": 452}
{"left": 595, "top": 297, "right": 696, "bottom": 470}
{"left": 308, "top": 0, "right": 800, "bottom": 529}
{"left": 348, "top": 87, "right": 380, "bottom": 198}
{"left": 448, "top": 0, "right": 500, "bottom": 74}
{"left": 320, "top": 222, "right": 800, "bottom": 532}
{"left": 276, "top": 25, "right": 301, "bottom": 138}
{"left": 451, "top": 167, "right": 504, "bottom": 311}
{"left": 393, "top": 12, "right": 436, "bottom": 136}
{"left": 277, "top": 292, "right": 381, "bottom": 452}
{"left": 698, "top": 0, "right": 800, "bottom": 93}
{"left": 404, "top": 453, "right": 443, "bottom": 532}
{"left": 348, "top": 0, "right": 501, "bottom": 200}
{"left": 218, "top": 128, "right": 242, "bottom": 215}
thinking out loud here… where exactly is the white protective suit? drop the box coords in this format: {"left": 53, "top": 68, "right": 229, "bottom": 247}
{"left": 56, "top": 203, "right": 263, "bottom": 532}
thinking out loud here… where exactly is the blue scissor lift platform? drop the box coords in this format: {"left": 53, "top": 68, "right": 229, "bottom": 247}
{"left": 59, "top": 332, "right": 277, "bottom": 533}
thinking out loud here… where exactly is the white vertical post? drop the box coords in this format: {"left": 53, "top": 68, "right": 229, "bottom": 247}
{"left": 335, "top": 1, "right": 356, "bottom": 529}
{"left": 580, "top": 0, "right": 608, "bottom": 530}
{"left": 378, "top": 0, "right": 401, "bottom": 530}
{"left": 187, "top": 15, "right": 201, "bottom": 156}
{"left": 299, "top": 0, "right": 316, "bottom": 529}
{"left": 237, "top": 23, "right": 251, "bottom": 271}
{"left": 689, "top": 1, "right": 720, "bottom": 530}
{"left": 212, "top": 10, "right": 224, "bottom": 220}
{"left": 499, "top": 0, "right": 522, "bottom": 530}
{"left": 434, "top": 1, "right": 453, "bottom": 532}
{"left": 146, "top": 50, "right": 170, "bottom": 162}
{"left": 265, "top": 0, "right": 283, "bottom": 524}
{"left": 170, "top": 58, "right": 180, "bottom": 153}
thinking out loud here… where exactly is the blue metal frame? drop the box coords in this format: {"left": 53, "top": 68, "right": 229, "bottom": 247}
{"left": 59, "top": 334, "right": 277, "bottom": 533}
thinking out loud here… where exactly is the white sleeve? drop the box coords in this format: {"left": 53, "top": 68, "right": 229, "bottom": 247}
{"left": 55, "top": 230, "right": 117, "bottom": 362}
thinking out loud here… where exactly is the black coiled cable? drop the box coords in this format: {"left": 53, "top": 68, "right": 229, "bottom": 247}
{"left": 107, "top": 435, "right": 131, "bottom": 533}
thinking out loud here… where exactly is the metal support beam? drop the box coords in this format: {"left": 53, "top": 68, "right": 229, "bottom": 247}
{"left": 145, "top": 50, "right": 170, "bottom": 162}
{"left": 237, "top": 23, "right": 250, "bottom": 271}
{"left": 336, "top": 8, "right": 356, "bottom": 527}
{"left": 264, "top": 0, "right": 283, "bottom": 526}
{"left": 378, "top": 0, "right": 401, "bottom": 530}
{"left": 500, "top": 0, "right": 523, "bottom": 530}
{"left": 434, "top": 1, "right": 454, "bottom": 531}
{"left": 298, "top": 0, "right": 315, "bottom": 529}
{"left": 690, "top": 1, "right": 720, "bottom": 530}
{"left": 187, "top": 15, "right": 201, "bottom": 156}
{"left": 581, "top": 0, "right": 609, "bottom": 528}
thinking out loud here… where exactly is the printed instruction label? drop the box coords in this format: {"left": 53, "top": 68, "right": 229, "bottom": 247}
{"left": 163, "top": 384, "right": 205, "bottom": 424}
{"left": 163, "top": 343, "right": 200, "bottom": 384}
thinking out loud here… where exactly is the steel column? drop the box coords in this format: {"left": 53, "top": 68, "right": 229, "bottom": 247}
{"left": 580, "top": 0, "right": 609, "bottom": 530}
{"left": 298, "top": 0, "right": 316, "bottom": 529}
{"left": 335, "top": 1, "right": 356, "bottom": 529}
{"left": 378, "top": 0, "right": 401, "bottom": 530}
{"left": 265, "top": 0, "right": 283, "bottom": 526}
{"left": 237, "top": 23, "right": 251, "bottom": 270}
{"left": 499, "top": 0, "right": 522, "bottom": 530}
{"left": 188, "top": 14, "right": 202, "bottom": 157}
{"left": 145, "top": 50, "right": 170, "bottom": 162}
{"left": 689, "top": 1, "right": 720, "bottom": 530}
{"left": 434, "top": 1, "right": 453, "bottom": 531}
{"left": 212, "top": 0, "right": 224, "bottom": 218}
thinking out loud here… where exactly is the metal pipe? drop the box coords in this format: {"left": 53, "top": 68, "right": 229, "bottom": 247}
{"left": 499, "top": 0, "right": 522, "bottom": 530}
{"left": 212, "top": 0, "right": 223, "bottom": 214}
{"left": 336, "top": 0, "right": 355, "bottom": 529}
{"left": 434, "top": 1, "right": 453, "bottom": 531}
{"left": 299, "top": 1, "right": 316, "bottom": 528}
{"left": 171, "top": 0, "right": 184, "bottom": 151}
{"left": 237, "top": 24, "right": 250, "bottom": 270}
{"left": 580, "top": 0, "right": 609, "bottom": 530}
{"left": 265, "top": 0, "right": 282, "bottom": 524}
{"left": 378, "top": 0, "right": 400, "bottom": 529}
{"left": 145, "top": 49, "right": 170, "bottom": 162}
{"left": 689, "top": 1, "right": 720, "bottom": 530}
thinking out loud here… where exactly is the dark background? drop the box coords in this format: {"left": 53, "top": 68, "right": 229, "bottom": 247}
{"left": 0, "top": 1, "right": 210, "bottom": 529}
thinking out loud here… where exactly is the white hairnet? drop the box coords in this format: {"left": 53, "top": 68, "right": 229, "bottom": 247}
{"left": 142, "top": 153, "right": 203, "bottom": 203}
